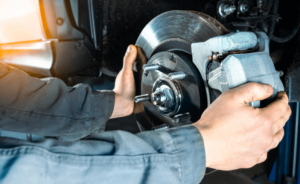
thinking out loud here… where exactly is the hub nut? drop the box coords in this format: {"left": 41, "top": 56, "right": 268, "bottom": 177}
{"left": 151, "top": 92, "right": 166, "bottom": 106}
{"left": 151, "top": 85, "right": 174, "bottom": 109}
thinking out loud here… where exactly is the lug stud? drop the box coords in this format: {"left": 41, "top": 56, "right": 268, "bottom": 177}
{"left": 168, "top": 71, "right": 186, "bottom": 80}
{"left": 143, "top": 64, "right": 160, "bottom": 72}
{"left": 135, "top": 94, "right": 150, "bottom": 103}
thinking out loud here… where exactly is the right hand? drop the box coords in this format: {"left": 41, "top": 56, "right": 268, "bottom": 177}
{"left": 193, "top": 82, "right": 291, "bottom": 170}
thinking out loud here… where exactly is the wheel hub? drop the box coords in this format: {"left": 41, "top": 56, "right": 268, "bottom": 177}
{"left": 134, "top": 10, "right": 229, "bottom": 130}
{"left": 151, "top": 78, "right": 182, "bottom": 116}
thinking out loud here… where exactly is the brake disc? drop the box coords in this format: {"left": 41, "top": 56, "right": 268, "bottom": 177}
{"left": 134, "top": 10, "right": 229, "bottom": 131}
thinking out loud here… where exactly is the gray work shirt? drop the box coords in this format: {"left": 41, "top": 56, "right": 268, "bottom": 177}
{"left": 0, "top": 61, "right": 206, "bottom": 184}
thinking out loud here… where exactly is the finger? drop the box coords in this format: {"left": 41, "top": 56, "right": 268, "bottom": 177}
{"left": 262, "top": 92, "right": 290, "bottom": 123}
{"left": 123, "top": 45, "right": 137, "bottom": 71}
{"left": 257, "top": 152, "right": 268, "bottom": 164}
{"left": 267, "top": 129, "right": 285, "bottom": 151}
{"left": 230, "top": 82, "right": 273, "bottom": 104}
{"left": 272, "top": 105, "right": 291, "bottom": 134}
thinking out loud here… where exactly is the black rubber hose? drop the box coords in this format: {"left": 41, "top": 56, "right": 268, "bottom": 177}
{"left": 271, "top": 2, "right": 300, "bottom": 43}
{"left": 267, "top": 0, "right": 279, "bottom": 39}
{"left": 272, "top": 21, "right": 300, "bottom": 43}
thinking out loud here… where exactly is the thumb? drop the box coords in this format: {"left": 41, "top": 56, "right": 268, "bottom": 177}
{"left": 232, "top": 82, "right": 273, "bottom": 104}
{"left": 123, "top": 45, "right": 137, "bottom": 71}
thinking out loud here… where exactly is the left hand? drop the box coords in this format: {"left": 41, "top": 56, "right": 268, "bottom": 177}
{"left": 110, "top": 45, "right": 137, "bottom": 119}
{"left": 193, "top": 83, "right": 291, "bottom": 170}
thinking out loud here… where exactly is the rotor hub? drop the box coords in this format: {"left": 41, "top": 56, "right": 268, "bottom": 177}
{"left": 134, "top": 10, "right": 228, "bottom": 129}
{"left": 151, "top": 85, "right": 171, "bottom": 107}
{"left": 137, "top": 51, "right": 206, "bottom": 127}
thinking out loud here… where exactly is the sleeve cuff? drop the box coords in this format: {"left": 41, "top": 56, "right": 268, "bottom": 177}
{"left": 91, "top": 90, "right": 115, "bottom": 133}
{"left": 166, "top": 124, "right": 206, "bottom": 184}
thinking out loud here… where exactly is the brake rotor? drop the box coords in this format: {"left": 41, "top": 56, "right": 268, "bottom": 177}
{"left": 134, "top": 10, "right": 228, "bottom": 130}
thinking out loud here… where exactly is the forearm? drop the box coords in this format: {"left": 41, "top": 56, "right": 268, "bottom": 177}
{"left": 0, "top": 125, "right": 206, "bottom": 184}
{"left": 0, "top": 61, "right": 114, "bottom": 141}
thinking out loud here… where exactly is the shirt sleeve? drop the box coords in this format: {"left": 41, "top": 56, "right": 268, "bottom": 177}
{"left": 0, "top": 125, "right": 206, "bottom": 184}
{"left": 0, "top": 61, "right": 115, "bottom": 141}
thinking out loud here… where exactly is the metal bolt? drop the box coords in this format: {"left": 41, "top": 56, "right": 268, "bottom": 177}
{"left": 151, "top": 92, "right": 166, "bottom": 106}
{"left": 143, "top": 64, "right": 160, "bottom": 72}
{"left": 135, "top": 94, "right": 150, "bottom": 103}
{"left": 219, "top": 4, "right": 236, "bottom": 17}
{"left": 56, "top": 18, "right": 64, "bottom": 26}
{"left": 224, "top": 5, "right": 236, "bottom": 14}
{"left": 168, "top": 71, "right": 186, "bottom": 80}
{"left": 240, "top": 4, "right": 249, "bottom": 13}
{"left": 151, "top": 84, "right": 175, "bottom": 109}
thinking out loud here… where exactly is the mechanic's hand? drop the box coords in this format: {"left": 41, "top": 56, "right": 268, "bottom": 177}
{"left": 193, "top": 82, "right": 291, "bottom": 170}
{"left": 111, "top": 45, "right": 137, "bottom": 119}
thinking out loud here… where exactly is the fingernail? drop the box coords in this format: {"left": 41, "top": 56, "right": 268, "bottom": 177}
{"left": 263, "top": 84, "right": 272, "bottom": 93}
{"left": 127, "top": 45, "right": 133, "bottom": 53}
